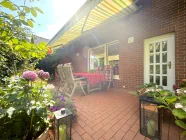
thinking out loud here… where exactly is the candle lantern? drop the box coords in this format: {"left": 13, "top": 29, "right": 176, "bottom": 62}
{"left": 54, "top": 108, "right": 72, "bottom": 140}
{"left": 139, "top": 95, "right": 162, "bottom": 140}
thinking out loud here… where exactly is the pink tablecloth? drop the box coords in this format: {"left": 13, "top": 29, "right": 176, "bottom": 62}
{"left": 74, "top": 73, "right": 105, "bottom": 86}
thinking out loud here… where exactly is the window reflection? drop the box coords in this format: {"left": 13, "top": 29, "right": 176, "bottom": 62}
{"left": 156, "top": 76, "right": 160, "bottom": 85}
{"left": 89, "top": 47, "right": 104, "bottom": 71}
{"left": 156, "top": 42, "right": 160, "bottom": 52}
{"left": 149, "top": 44, "right": 154, "bottom": 53}
{"left": 162, "top": 41, "right": 167, "bottom": 51}
{"left": 89, "top": 42, "right": 119, "bottom": 76}
{"left": 108, "top": 43, "right": 119, "bottom": 75}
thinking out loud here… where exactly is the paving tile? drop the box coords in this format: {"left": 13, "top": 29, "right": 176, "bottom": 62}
{"left": 82, "top": 133, "right": 94, "bottom": 140}
{"left": 115, "top": 114, "right": 124, "bottom": 120}
{"left": 92, "top": 129, "right": 105, "bottom": 140}
{"left": 72, "top": 132, "right": 83, "bottom": 140}
{"left": 102, "top": 123, "right": 113, "bottom": 132}
{"left": 113, "top": 130, "right": 126, "bottom": 140}
{"left": 129, "top": 124, "right": 139, "bottom": 133}
{"left": 83, "top": 125, "right": 95, "bottom": 136}
{"left": 72, "top": 127, "right": 76, "bottom": 134}
{"left": 133, "top": 132, "right": 145, "bottom": 140}
{"left": 124, "top": 130, "right": 136, "bottom": 140}
{"left": 121, "top": 124, "right": 131, "bottom": 133}
{"left": 109, "top": 119, "right": 119, "bottom": 125}
{"left": 118, "top": 118, "right": 128, "bottom": 126}
{"left": 102, "top": 129, "right": 116, "bottom": 140}
{"left": 94, "top": 114, "right": 103, "bottom": 119}
{"left": 93, "top": 118, "right": 103, "bottom": 126}
{"left": 126, "top": 118, "right": 137, "bottom": 126}
{"left": 77, "top": 119, "right": 86, "bottom": 128}
{"left": 111, "top": 123, "right": 123, "bottom": 132}
{"left": 86, "top": 120, "right": 96, "bottom": 128}
{"left": 109, "top": 114, "right": 117, "bottom": 119}
{"left": 73, "top": 124, "right": 85, "bottom": 136}
{"left": 78, "top": 115, "right": 88, "bottom": 122}
{"left": 93, "top": 123, "right": 104, "bottom": 132}
{"left": 102, "top": 118, "right": 111, "bottom": 125}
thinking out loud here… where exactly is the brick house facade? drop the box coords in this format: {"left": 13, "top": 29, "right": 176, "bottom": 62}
{"left": 59, "top": 0, "right": 186, "bottom": 90}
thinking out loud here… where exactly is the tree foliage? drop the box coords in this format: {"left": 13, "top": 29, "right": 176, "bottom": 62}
{"left": 0, "top": 0, "right": 49, "bottom": 83}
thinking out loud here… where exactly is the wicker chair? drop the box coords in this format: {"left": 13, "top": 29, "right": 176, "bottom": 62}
{"left": 62, "top": 64, "right": 87, "bottom": 98}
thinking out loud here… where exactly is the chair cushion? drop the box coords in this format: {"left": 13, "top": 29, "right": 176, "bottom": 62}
{"left": 80, "top": 81, "right": 87, "bottom": 85}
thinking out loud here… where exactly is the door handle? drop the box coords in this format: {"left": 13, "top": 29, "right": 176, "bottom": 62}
{"left": 168, "top": 61, "right": 171, "bottom": 69}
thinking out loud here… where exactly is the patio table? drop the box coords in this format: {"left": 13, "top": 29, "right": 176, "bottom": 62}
{"left": 73, "top": 73, "right": 105, "bottom": 94}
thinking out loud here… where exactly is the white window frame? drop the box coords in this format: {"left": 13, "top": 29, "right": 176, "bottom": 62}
{"left": 88, "top": 40, "right": 120, "bottom": 80}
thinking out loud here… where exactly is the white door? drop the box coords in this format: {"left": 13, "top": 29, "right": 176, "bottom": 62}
{"left": 144, "top": 34, "right": 175, "bottom": 91}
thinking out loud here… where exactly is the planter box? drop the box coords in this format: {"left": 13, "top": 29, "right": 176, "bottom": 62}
{"left": 36, "top": 128, "right": 49, "bottom": 140}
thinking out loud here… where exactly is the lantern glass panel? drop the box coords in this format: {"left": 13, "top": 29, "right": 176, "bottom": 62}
{"left": 140, "top": 101, "right": 159, "bottom": 139}
{"left": 54, "top": 108, "right": 72, "bottom": 140}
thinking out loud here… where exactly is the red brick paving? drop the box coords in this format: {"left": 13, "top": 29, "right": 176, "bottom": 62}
{"left": 71, "top": 89, "right": 184, "bottom": 140}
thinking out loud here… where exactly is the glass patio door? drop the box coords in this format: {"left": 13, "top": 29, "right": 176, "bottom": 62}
{"left": 144, "top": 34, "right": 175, "bottom": 91}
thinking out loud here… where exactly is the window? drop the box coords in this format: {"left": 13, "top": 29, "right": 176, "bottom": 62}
{"left": 88, "top": 41, "right": 119, "bottom": 79}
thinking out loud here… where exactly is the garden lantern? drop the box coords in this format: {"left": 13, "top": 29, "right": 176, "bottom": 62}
{"left": 54, "top": 108, "right": 72, "bottom": 140}
{"left": 139, "top": 95, "right": 162, "bottom": 140}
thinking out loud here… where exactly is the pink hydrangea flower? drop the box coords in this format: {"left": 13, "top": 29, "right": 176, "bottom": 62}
{"left": 22, "top": 71, "right": 38, "bottom": 81}
{"left": 38, "top": 70, "right": 50, "bottom": 80}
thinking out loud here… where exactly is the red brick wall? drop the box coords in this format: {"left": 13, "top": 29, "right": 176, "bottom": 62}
{"left": 66, "top": 0, "right": 186, "bottom": 90}
{"left": 114, "top": 0, "right": 186, "bottom": 89}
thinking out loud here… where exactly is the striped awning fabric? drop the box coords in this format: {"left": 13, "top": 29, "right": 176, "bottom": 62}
{"left": 48, "top": 0, "right": 138, "bottom": 48}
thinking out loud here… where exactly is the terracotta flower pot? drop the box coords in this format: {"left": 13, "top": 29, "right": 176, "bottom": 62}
{"left": 35, "top": 128, "right": 49, "bottom": 140}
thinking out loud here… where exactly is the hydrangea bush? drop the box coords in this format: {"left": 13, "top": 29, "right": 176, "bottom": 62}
{"left": 0, "top": 70, "right": 54, "bottom": 139}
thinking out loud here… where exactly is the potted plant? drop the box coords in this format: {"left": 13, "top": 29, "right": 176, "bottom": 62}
{"left": 0, "top": 70, "right": 55, "bottom": 140}
{"left": 136, "top": 83, "right": 163, "bottom": 97}
{"left": 48, "top": 93, "right": 77, "bottom": 137}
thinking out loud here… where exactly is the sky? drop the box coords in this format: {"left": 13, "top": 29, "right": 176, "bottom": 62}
{"left": 1, "top": 0, "right": 87, "bottom": 39}
{"left": 31, "top": 0, "right": 87, "bottom": 39}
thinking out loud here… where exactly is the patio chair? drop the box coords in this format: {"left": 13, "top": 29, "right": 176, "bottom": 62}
{"left": 104, "top": 65, "right": 114, "bottom": 90}
{"left": 63, "top": 64, "right": 87, "bottom": 98}
{"left": 56, "top": 64, "right": 68, "bottom": 94}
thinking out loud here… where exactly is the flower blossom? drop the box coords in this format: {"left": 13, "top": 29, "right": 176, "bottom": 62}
{"left": 176, "top": 89, "right": 181, "bottom": 94}
{"left": 38, "top": 70, "right": 50, "bottom": 80}
{"left": 44, "top": 84, "right": 55, "bottom": 90}
{"left": 173, "top": 84, "right": 179, "bottom": 91}
{"left": 175, "top": 103, "right": 186, "bottom": 112}
{"left": 22, "top": 71, "right": 38, "bottom": 81}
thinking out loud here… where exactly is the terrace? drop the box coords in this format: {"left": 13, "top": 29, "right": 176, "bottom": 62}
{"left": 63, "top": 88, "right": 185, "bottom": 140}
{"left": 1, "top": 0, "right": 186, "bottom": 140}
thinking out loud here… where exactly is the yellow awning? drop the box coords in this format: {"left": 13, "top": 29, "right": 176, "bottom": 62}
{"left": 48, "top": 0, "right": 138, "bottom": 48}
